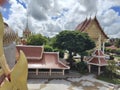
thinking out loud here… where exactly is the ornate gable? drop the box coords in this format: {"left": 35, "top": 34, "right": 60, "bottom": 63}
{"left": 76, "top": 17, "right": 108, "bottom": 43}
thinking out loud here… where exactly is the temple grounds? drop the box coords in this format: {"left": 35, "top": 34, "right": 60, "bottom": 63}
{"left": 27, "top": 74, "right": 119, "bottom": 90}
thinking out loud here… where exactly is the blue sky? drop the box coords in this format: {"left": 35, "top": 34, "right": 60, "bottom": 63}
{"left": 111, "top": 6, "right": 120, "bottom": 15}
{"left": 1, "top": 1, "right": 11, "bottom": 19}
{"left": 1, "top": 0, "right": 26, "bottom": 19}
{"left": 1, "top": 0, "right": 120, "bottom": 38}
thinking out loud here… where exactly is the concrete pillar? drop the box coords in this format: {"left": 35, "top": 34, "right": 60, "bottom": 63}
{"left": 98, "top": 66, "right": 101, "bottom": 75}
{"left": 49, "top": 69, "right": 51, "bottom": 76}
{"left": 36, "top": 69, "right": 39, "bottom": 75}
{"left": 88, "top": 64, "right": 91, "bottom": 73}
{"left": 62, "top": 69, "right": 65, "bottom": 75}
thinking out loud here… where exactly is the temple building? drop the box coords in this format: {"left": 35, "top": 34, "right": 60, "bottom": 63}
{"left": 76, "top": 16, "right": 109, "bottom": 75}
{"left": 16, "top": 45, "right": 70, "bottom": 76}
{"left": 75, "top": 16, "right": 109, "bottom": 53}
{"left": 21, "top": 15, "right": 31, "bottom": 45}
{"left": 23, "top": 17, "right": 31, "bottom": 39}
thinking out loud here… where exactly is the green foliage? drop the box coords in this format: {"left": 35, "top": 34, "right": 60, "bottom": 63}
{"left": 53, "top": 30, "right": 95, "bottom": 67}
{"left": 105, "top": 42, "right": 112, "bottom": 47}
{"left": 97, "top": 76, "right": 120, "bottom": 84}
{"left": 26, "top": 34, "right": 47, "bottom": 45}
{"left": 105, "top": 48, "right": 120, "bottom": 55}
{"left": 109, "top": 55, "right": 114, "bottom": 60}
{"left": 44, "top": 45, "right": 53, "bottom": 52}
{"left": 115, "top": 38, "right": 120, "bottom": 48}
{"left": 101, "top": 60, "right": 120, "bottom": 79}
{"left": 54, "top": 48, "right": 65, "bottom": 58}
{"left": 107, "top": 60, "right": 120, "bottom": 75}
{"left": 116, "top": 49, "right": 120, "bottom": 55}
{"left": 76, "top": 61, "right": 88, "bottom": 74}
{"left": 98, "top": 60, "right": 120, "bottom": 85}
{"left": 53, "top": 30, "right": 95, "bottom": 59}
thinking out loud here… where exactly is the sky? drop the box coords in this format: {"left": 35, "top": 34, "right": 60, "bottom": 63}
{"left": 1, "top": 0, "right": 120, "bottom": 38}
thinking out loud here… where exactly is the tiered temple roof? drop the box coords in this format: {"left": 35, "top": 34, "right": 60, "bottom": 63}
{"left": 75, "top": 17, "right": 108, "bottom": 43}
{"left": 16, "top": 45, "right": 70, "bottom": 70}
{"left": 87, "top": 49, "right": 107, "bottom": 66}
{"left": 23, "top": 15, "right": 31, "bottom": 38}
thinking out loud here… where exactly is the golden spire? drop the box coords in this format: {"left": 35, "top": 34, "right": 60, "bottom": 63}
{"left": 23, "top": 10, "right": 31, "bottom": 38}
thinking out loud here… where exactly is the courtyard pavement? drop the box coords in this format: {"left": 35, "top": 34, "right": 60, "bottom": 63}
{"left": 27, "top": 74, "right": 120, "bottom": 90}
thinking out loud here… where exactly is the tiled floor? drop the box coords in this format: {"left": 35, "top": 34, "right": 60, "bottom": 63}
{"left": 27, "top": 74, "right": 119, "bottom": 90}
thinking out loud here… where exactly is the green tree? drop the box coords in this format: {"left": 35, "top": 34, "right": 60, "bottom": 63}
{"left": 44, "top": 45, "right": 53, "bottom": 52}
{"left": 106, "top": 60, "right": 120, "bottom": 78}
{"left": 26, "top": 34, "right": 47, "bottom": 45}
{"left": 53, "top": 30, "right": 95, "bottom": 66}
{"left": 115, "top": 38, "right": 120, "bottom": 48}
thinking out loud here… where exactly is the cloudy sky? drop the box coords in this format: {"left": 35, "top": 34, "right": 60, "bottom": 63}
{"left": 1, "top": 0, "right": 120, "bottom": 38}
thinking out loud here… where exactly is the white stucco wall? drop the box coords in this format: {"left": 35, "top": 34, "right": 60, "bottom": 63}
{"left": 4, "top": 42, "right": 16, "bottom": 69}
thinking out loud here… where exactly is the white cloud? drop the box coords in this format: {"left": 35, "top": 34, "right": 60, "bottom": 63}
{"left": 3, "top": 0, "right": 120, "bottom": 38}
{"left": 4, "top": 0, "right": 27, "bottom": 36}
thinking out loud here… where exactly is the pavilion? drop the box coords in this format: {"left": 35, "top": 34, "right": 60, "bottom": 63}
{"left": 16, "top": 45, "right": 70, "bottom": 76}
{"left": 87, "top": 49, "right": 108, "bottom": 75}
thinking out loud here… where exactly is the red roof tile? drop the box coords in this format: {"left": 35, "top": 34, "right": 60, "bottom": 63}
{"left": 93, "top": 50, "right": 104, "bottom": 56}
{"left": 16, "top": 45, "right": 44, "bottom": 60}
{"left": 28, "top": 52, "right": 70, "bottom": 69}
{"left": 106, "top": 45, "right": 117, "bottom": 50}
{"left": 88, "top": 49, "right": 107, "bottom": 66}
{"left": 16, "top": 45, "right": 70, "bottom": 69}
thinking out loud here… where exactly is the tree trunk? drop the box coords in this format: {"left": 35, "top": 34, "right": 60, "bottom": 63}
{"left": 68, "top": 51, "right": 74, "bottom": 67}
{"left": 81, "top": 55, "right": 84, "bottom": 62}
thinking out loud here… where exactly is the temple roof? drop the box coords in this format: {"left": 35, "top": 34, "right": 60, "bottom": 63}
{"left": 92, "top": 49, "right": 104, "bottom": 57}
{"left": 23, "top": 14, "right": 31, "bottom": 35}
{"left": 87, "top": 49, "right": 107, "bottom": 66}
{"left": 16, "top": 45, "right": 70, "bottom": 69}
{"left": 75, "top": 17, "right": 108, "bottom": 39}
{"left": 23, "top": 25, "right": 31, "bottom": 34}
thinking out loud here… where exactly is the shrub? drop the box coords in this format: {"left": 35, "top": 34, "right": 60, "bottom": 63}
{"left": 54, "top": 49, "right": 65, "bottom": 58}
{"left": 109, "top": 55, "right": 114, "bottom": 60}
{"left": 76, "top": 61, "right": 88, "bottom": 74}
{"left": 105, "top": 42, "right": 112, "bottom": 47}
{"left": 44, "top": 45, "right": 53, "bottom": 52}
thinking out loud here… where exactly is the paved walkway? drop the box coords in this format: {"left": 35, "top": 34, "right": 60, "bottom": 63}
{"left": 27, "top": 74, "right": 119, "bottom": 90}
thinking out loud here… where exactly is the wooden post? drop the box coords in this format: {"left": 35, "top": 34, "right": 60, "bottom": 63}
{"left": 88, "top": 64, "right": 91, "bottom": 73}
{"left": 62, "top": 69, "right": 65, "bottom": 75}
{"left": 49, "top": 69, "right": 51, "bottom": 76}
{"left": 98, "top": 66, "right": 101, "bottom": 75}
{"left": 36, "top": 69, "right": 38, "bottom": 75}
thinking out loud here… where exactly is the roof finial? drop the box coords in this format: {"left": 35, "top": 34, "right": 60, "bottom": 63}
{"left": 94, "top": 11, "right": 98, "bottom": 19}
{"left": 87, "top": 13, "right": 91, "bottom": 20}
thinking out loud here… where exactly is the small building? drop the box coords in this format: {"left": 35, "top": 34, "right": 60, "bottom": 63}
{"left": 16, "top": 45, "right": 70, "bottom": 76}
{"left": 87, "top": 49, "right": 108, "bottom": 75}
